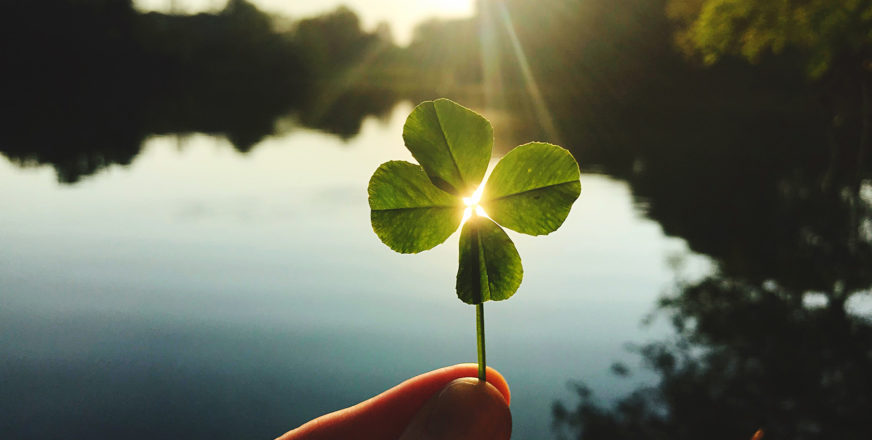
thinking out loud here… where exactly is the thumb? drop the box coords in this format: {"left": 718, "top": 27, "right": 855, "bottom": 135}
{"left": 399, "top": 377, "right": 512, "bottom": 440}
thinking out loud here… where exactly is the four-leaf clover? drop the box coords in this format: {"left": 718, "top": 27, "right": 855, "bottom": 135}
{"left": 368, "top": 98, "right": 581, "bottom": 304}
{"left": 367, "top": 98, "right": 580, "bottom": 380}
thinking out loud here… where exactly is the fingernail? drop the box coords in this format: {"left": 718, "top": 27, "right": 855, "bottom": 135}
{"left": 399, "top": 377, "right": 512, "bottom": 440}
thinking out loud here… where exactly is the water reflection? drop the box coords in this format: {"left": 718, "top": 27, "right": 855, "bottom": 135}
{"left": 553, "top": 273, "right": 872, "bottom": 440}
{"left": 553, "top": 123, "right": 872, "bottom": 439}
{"left": 0, "top": 110, "right": 696, "bottom": 439}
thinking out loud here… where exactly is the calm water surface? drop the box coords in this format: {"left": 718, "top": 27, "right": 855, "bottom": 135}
{"left": 0, "top": 103, "right": 710, "bottom": 439}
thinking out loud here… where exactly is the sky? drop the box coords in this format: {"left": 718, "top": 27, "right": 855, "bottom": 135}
{"left": 134, "top": 0, "right": 476, "bottom": 45}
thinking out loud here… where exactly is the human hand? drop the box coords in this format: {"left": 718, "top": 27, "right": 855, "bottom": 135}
{"left": 276, "top": 363, "right": 512, "bottom": 440}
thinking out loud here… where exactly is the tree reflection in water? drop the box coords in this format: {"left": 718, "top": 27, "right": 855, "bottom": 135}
{"left": 554, "top": 273, "right": 872, "bottom": 440}
{"left": 553, "top": 128, "right": 872, "bottom": 439}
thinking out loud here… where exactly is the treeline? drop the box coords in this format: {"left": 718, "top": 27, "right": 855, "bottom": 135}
{"left": 0, "top": 0, "right": 397, "bottom": 100}
{"left": 403, "top": 0, "right": 825, "bottom": 152}
{"left": 0, "top": 0, "right": 401, "bottom": 181}
{"left": 2, "top": 0, "right": 868, "bottom": 189}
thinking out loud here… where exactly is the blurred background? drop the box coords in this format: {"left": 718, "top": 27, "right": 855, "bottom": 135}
{"left": 1, "top": 0, "right": 871, "bottom": 439}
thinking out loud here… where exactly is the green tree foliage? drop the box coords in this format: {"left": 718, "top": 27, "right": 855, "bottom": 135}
{"left": 667, "top": 0, "right": 872, "bottom": 77}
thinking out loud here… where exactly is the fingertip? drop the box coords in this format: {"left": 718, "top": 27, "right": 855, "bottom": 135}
{"left": 399, "top": 377, "right": 512, "bottom": 440}
{"left": 448, "top": 363, "right": 511, "bottom": 406}
{"left": 485, "top": 365, "right": 511, "bottom": 406}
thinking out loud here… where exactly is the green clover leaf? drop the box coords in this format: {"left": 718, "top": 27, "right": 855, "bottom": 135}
{"left": 401, "top": 98, "right": 493, "bottom": 195}
{"left": 367, "top": 98, "right": 581, "bottom": 380}
{"left": 481, "top": 142, "right": 582, "bottom": 236}
{"left": 369, "top": 160, "right": 464, "bottom": 254}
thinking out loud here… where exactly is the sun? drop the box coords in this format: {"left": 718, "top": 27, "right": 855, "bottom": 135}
{"left": 461, "top": 182, "right": 489, "bottom": 224}
{"left": 427, "top": 0, "right": 474, "bottom": 15}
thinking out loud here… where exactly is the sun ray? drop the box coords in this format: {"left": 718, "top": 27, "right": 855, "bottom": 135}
{"left": 494, "top": 1, "right": 561, "bottom": 144}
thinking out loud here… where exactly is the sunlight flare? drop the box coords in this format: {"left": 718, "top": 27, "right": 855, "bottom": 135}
{"left": 496, "top": 3, "right": 561, "bottom": 143}
{"left": 462, "top": 182, "right": 489, "bottom": 224}
{"left": 462, "top": 182, "right": 485, "bottom": 207}
{"left": 478, "top": 0, "right": 561, "bottom": 142}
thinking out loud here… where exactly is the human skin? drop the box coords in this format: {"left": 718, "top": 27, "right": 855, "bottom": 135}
{"left": 276, "top": 363, "right": 512, "bottom": 440}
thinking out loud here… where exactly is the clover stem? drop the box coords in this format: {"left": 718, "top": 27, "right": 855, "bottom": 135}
{"left": 476, "top": 302, "right": 486, "bottom": 382}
